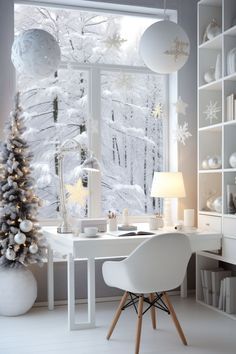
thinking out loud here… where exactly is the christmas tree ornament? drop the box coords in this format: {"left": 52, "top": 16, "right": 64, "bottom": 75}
{"left": 29, "top": 244, "right": 38, "bottom": 254}
{"left": 11, "top": 29, "right": 61, "bottom": 78}
{"left": 208, "top": 155, "right": 222, "bottom": 169}
{"left": 173, "top": 122, "right": 192, "bottom": 145}
{"left": 203, "top": 101, "right": 221, "bottom": 124}
{"left": 229, "top": 152, "right": 236, "bottom": 168}
{"left": 14, "top": 231, "right": 26, "bottom": 245}
{"left": 5, "top": 248, "right": 16, "bottom": 261}
{"left": 140, "top": 19, "right": 190, "bottom": 74}
{"left": 20, "top": 220, "right": 33, "bottom": 233}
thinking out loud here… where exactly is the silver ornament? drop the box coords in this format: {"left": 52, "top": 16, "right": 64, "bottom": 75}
{"left": 29, "top": 244, "right": 38, "bottom": 254}
{"left": 201, "top": 159, "right": 209, "bottom": 170}
{"left": 212, "top": 196, "right": 222, "bottom": 213}
{"left": 208, "top": 155, "right": 222, "bottom": 169}
{"left": 20, "top": 220, "right": 33, "bottom": 233}
{"left": 5, "top": 248, "right": 16, "bottom": 261}
{"left": 14, "top": 232, "right": 26, "bottom": 245}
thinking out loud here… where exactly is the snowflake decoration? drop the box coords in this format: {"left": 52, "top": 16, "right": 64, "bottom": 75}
{"left": 103, "top": 33, "right": 127, "bottom": 50}
{"left": 173, "top": 96, "right": 188, "bottom": 115}
{"left": 152, "top": 103, "right": 164, "bottom": 118}
{"left": 164, "top": 37, "right": 189, "bottom": 62}
{"left": 173, "top": 122, "right": 192, "bottom": 145}
{"left": 203, "top": 101, "right": 221, "bottom": 124}
{"left": 65, "top": 178, "right": 88, "bottom": 206}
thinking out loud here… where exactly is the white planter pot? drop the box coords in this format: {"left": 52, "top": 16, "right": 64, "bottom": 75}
{"left": 0, "top": 267, "right": 37, "bottom": 316}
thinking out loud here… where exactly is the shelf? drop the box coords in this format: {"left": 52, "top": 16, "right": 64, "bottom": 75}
{"left": 196, "top": 299, "right": 236, "bottom": 320}
{"left": 198, "top": 211, "right": 222, "bottom": 216}
{"left": 199, "top": 34, "right": 222, "bottom": 49}
{"left": 199, "top": 123, "right": 222, "bottom": 131}
{"left": 223, "top": 120, "right": 236, "bottom": 126}
{"left": 199, "top": 79, "right": 222, "bottom": 91}
{"left": 197, "top": 250, "right": 236, "bottom": 265}
{"left": 224, "top": 168, "right": 236, "bottom": 172}
{"left": 198, "top": 0, "right": 221, "bottom": 6}
{"left": 224, "top": 25, "right": 236, "bottom": 36}
{"left": 224, "top": 214, "right": 236, "bottom": 219}
{"left": 199, "top": 169, "right": 222, "bottom": 173}
{"left": 224, "top": 72, "right": 236, "bottom": 81}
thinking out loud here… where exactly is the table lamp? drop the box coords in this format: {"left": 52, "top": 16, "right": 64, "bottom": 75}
{"left": 150, "top": 172, "right": 186, "bottom": 226}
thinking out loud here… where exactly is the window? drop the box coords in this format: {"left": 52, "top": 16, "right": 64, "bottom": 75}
{"left": 14, "top": 3, "right": 168, "bottom": 219}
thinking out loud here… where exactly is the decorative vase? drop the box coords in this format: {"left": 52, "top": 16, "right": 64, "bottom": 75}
{"left": 229, "top": 152, "right": 236, "bottom": 168}
{"left": 0, "top": 267, "right": 37, "bottom": 316}
{"left": 215, "top": 53, "right": 222, "bottom": 80}
{"left": 227, "top": 48, "right": 236, "bottom": 76}
{"left": 204, "top": 67, "right": 215, "bottom": 83}
{"left": 206, "top": 19, "right": 221, "bottom": 40}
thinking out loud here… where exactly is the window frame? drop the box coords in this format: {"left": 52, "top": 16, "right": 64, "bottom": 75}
{"left": 14, "top": 1, "right": 174, "bottom": 223}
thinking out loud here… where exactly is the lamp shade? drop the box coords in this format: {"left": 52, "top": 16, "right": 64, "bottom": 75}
{"left": 11, "top": 29, "right": 61, "bottom": 78}
{"left": 151, "top": 172, "right": 186, "bottom": 198}
{"left": 82, "top": 155, "right": 100, "bottom": 172}
{"left": 139, "top": 20, "right": 190, "bottom": 74}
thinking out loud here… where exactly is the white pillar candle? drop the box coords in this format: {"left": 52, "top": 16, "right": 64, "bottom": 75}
{"left": 184, "top": 209, "right": 195, "bottom": 227}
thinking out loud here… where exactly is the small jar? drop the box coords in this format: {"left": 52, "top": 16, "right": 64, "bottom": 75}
{"left": 108, "top": 218, "right": 117, "bottom": 232}
{"left": 149, "top": 215, "right": 164, "bottom": 230}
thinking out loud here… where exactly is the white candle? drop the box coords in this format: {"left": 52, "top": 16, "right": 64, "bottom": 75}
{"left": 184, "top": 209, "right": 195, "bottom": 227}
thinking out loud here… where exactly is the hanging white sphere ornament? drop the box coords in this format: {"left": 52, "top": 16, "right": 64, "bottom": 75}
{"left": 20, "top": 220, "right": 33, "bottom": 233}
{"left": 29, "top": 244, "right": 38, "bottom": 254}
{"left": 139, "top": 20, "right": 190, "bottom": 74}
{"left": 5, "top": 248, "right": 16, "bottom": 261}
{"left": 11, "top": 29, "right": 61, "bottom": 78}
{"left": 14, "top": 232, "right": 26, "bottom": 245}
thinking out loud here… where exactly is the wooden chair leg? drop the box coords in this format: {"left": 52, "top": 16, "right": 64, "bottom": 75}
{"left": 149, "top": 293, "right": 156, "bottom": 329}
{"left": 135, "top": 295, "right": 144, "bottom": 354}
{"left": 163, "top": 292, "right": 187, "bottom": 346}
{"left": 106, "top": 291, "right": 129, "bottom": 340}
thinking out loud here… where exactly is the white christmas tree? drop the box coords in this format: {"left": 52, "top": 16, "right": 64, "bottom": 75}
{"left": 0, "top": 93, "right": 46, "bottom": 267}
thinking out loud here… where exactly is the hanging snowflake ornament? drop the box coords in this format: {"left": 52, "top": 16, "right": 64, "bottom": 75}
{"left": 151, "top": 103, "right": 164, "bottom": 118}
{"left": 173, "top": 96, "right": 188, "bottom": 115}
{"left": 203, "top": 101, "right": 221, "bottom": 124}
{"left": 174, "top": 122, "right": 192, "bottom": 145}
{"left": 65, "top": 178, "right": 89, "bottom": 206}
{"left": 164, "top": 37, "right": 189, "bottom": 62}
{"left": 115, "top": 73, "right": 134, "bottom": 90}
{"left": 103, "top": 33, "right": 127, "bottom": 50}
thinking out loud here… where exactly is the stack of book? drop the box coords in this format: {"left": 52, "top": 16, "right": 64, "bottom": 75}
{"left": 200, "top": 268, "right": 236, "bottom": 313}
{"left": 226, "top": 93, "right": 236, "bottom": 121}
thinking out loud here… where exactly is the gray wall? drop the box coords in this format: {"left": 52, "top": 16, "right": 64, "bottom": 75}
{"left": 0, "top": 0, "right": 198, "bottom": 301}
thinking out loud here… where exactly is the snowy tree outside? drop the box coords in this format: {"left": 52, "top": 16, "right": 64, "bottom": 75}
{"left": 14, "top": 4, "right": 168, "bottom": 218}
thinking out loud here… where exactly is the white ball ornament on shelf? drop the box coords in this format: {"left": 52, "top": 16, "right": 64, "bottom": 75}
{"left": 11, "top": 29, "right": 61, "bottom": 78}
{"left": 208, "top": 155, "right": 222, "bottom": 169}
{"left": 14, "top": 232, "right": 26, "bottom": 245}
{"left": 229, "top": 152, "right": 236, "bottom": 168}
{"left": 6, "top": 248, "right": 16, "bottom": 261}
{"left": 139, "top": 20, "right": 190, "bottom": 74}
{"left": 20, "top": 220, "right": 33, "bottom": 233}
{"left": 201, "top": 158, "right": 209, "bottom": 170}
{"left": 29, "top": 244, "right": 38, "bottom": 254}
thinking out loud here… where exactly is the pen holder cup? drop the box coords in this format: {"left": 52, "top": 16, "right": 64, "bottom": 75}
{"left": 108, "top": 218, "right": 117, "bottom": 232}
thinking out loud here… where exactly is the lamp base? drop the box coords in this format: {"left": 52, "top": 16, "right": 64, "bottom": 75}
{"left": 57, "top": 224, "right": 72, "bottom": 234}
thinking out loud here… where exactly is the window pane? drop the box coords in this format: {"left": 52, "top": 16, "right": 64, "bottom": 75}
{"left": 101, "top": 71, "right": 166, "bottom": 215}
{"left": 17, "top": 69, "right": 89, "bottom": 218}
{"left": 15, "top": 4, "right": 156, "bottom": 66}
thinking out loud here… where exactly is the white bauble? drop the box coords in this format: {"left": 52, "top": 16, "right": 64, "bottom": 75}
{"left": 204, "top": 67, "right": 215, "bottom": 83}
{"left": 11, "top": 29, "right": 61, "bottom": 78}
{"left": 14, "top": 232, "right": 26, "bottom": 245}
{"left": 229, "top": 152, "right": 236, "bottom": 168}
{"left": 20, "top": 220, "right": 33, "bottom": 233}
{"left": 206, "top": 19, "right": 221, "bottom": 40}
{"left": 29, "top": 244, "right": 38, "bottom": 254}
{"left": 213, "top": 196, "right": 222, "bottom": 213}
{"left": 139, "top": 20, "right": 190, "bottom": 74}
{"left": 5, "top": 248, "right": 16, "bottom": 261}
{"left": 208, "top": 155, "right": 222, "bottom": 169}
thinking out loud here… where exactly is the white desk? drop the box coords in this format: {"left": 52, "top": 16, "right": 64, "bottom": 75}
{"left": 43, "top": 226, "right": 221, "bottom": 330}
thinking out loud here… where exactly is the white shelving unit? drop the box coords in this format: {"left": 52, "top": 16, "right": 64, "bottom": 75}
{"left": 197, "top": 0, "right": 236, "bottom": 319}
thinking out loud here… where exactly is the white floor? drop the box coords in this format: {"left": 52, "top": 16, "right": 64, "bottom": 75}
{"left": 1, "top": 296, "right": 236, "bottom": 354}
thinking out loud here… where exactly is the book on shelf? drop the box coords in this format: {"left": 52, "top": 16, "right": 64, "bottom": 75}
{"left": 226, "top": 94, "right": 235, "bottom": 121}
{"left": 212, "top": 270, "right": 231, "bottom": 307}
{"left": 225, "top": 277, "right": 236, "bottom": 314}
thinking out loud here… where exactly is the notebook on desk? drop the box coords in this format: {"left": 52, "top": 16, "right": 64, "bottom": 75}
{"left": 107, "top": 231, "right": 155, "bottom": 237}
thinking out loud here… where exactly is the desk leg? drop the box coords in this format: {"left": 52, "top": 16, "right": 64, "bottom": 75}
{"left": 181, "top": 273, "right": 187, "bottom": 298}
{"left": 47, "top": 246, "right": 54, "bottom": 310}
{"left": 67, "top": 253, "right": 76, "bottom": 330}
{"left": 87, "top": 257, "right": 96, "bottom": 326}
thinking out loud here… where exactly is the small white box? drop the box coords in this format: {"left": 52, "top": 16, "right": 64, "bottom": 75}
{"left": 76, "top": 218, "right": 107, "bottom": 233}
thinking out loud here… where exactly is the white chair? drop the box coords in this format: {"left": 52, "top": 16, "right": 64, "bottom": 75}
{"left": 102, "top": 233, "right": 192, "bottom": 354}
